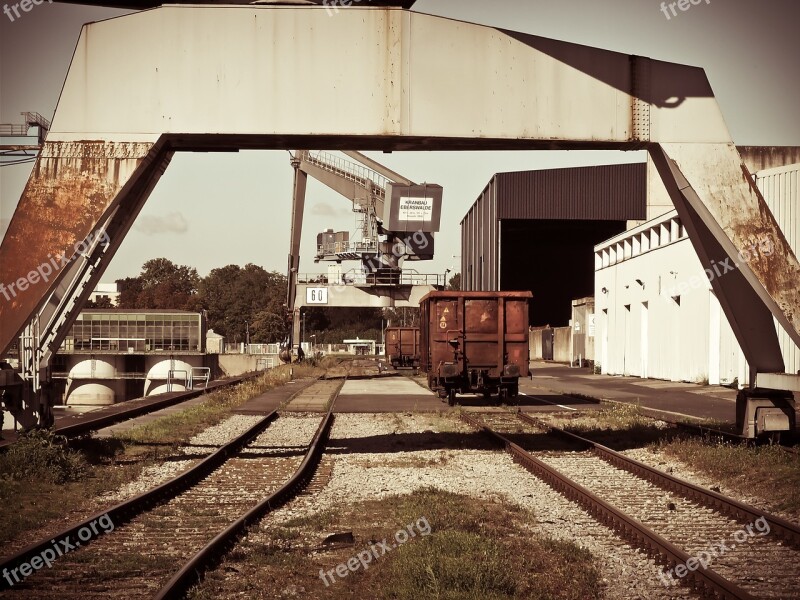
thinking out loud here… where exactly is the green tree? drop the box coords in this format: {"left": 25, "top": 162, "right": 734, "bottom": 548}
{"left": 447, "top": 272, "right": 461, "bottom": 291}
{"left": 117, "top": 258, "right": 200, "bottom": 311}
{"left": 383, "top": 306, "right": 420, "bottom": 327}
{"left": 303, "top": 307, "right": 383, "bottom": 344}
{"left": 199, "top": 264, "right": 288, "bottom": 343}
{"left": 84, "top": 296, "right": 114, "bottom": 309}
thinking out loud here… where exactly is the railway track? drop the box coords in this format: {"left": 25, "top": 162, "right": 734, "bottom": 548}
{"left": 461, "top": 411, "right": 800, "bottom": 599}
{"left": 0, "top": 372, "right": 262, "bottom": 450}
{"left": 0, "top": 379, "right": 343, "bottom": 598}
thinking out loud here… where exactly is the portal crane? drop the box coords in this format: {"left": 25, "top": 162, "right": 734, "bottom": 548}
{"left": 282, "top": 150, "right": 443, "bottom": 360}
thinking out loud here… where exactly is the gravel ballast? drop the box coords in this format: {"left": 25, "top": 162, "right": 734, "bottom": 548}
{"left": 229, "top": 413, "right": 697, "bottom": 600}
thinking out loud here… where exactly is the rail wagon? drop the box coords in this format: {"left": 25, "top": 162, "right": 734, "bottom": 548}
{"left": 384, "top": 327, "right": 421, "bottom": 369}
{"left": 419, "top": 291, "right": 532, "bottom": 405}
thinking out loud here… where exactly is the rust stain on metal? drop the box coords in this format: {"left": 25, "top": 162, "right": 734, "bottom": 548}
{"left": 668, "top": 143, "right": 800, "bottom": 341}
{"left": 729, "top": 175, "right": 800, "bottom": 327}
{"left": 0, "top": 141, "right": 154, "bottom": 353}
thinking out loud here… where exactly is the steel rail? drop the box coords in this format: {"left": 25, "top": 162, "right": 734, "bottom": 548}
{"left": 53, "top": 373, "right": 261, "bottom": 439}
{"left": 460, "top": 412, "right": 755, "bottom": 600}
{"left": 516, "top": 411, "right": 800, "bottom": 549}
{"left": 0, "top": 406, "right": 280, "bottom": 590}
{"left": 154, "top": 380, "right": 344, "bottom": 599}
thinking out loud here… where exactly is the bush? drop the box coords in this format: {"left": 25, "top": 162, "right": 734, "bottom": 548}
{"left": 0, "top": 429, "right": 87, "bottom": 483}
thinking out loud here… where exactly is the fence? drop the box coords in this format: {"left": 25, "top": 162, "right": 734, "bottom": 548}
{"left": 529, "top": 326, "right": 572, "bottom": 364}
{"left": 223, "top": 343, "right": 281, "bottom": 355}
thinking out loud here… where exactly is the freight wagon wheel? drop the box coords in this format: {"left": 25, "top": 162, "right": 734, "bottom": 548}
{"left": 447, "top": 389, "right": 456, "bottom": 406}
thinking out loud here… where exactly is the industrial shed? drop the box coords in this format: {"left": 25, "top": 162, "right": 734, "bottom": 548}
{"left": 460, "top": 163, "right": 647, "bottom": 326}
{"left": 595, "top": 162, "right": 800, "bottom": 384}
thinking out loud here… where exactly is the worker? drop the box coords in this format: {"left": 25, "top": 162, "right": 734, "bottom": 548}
{"left": 297, "top": 345, "right": 305, "bottom": 362}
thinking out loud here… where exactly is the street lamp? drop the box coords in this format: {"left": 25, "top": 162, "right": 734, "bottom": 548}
{"left": 245, "top": 320, "right": 250, "bottom": 354}
{"left": 310, "top": 334, "right": 316, "bottom": 355}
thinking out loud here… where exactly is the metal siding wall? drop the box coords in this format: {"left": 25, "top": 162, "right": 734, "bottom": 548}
{"left": 496, "top": 163, "right": 646, "bottom": 221}
{"left": 460, "top": 176, "right": 500, "bottom": 292}
{"left": 756, "top": 165, "right": 800, "bottom": 375}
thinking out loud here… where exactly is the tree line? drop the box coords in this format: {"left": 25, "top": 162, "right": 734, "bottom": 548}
{"left": 90, "top": 258, "right": 461, "bottom": 345}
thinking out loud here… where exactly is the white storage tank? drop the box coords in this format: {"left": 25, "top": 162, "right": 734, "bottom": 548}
{"left": 66, "top": 382, "right": 115, "bottom": 405}
{"left": 145, "top": 357, "right": 201, "bottom": 396}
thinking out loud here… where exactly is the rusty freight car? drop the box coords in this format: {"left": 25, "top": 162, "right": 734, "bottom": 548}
{"left": 385, "top": 327, "right": 421, "bottom": 369}
{"left": 419, "top": 291, "right": 532, "bottom": 405}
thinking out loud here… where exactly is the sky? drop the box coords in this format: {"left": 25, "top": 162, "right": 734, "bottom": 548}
{"left": 1, "top": 0, "right": 799, "bottom": 284}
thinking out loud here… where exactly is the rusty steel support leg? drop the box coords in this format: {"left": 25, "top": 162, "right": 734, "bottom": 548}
{"left": 649, "top": 144, "right": 797, "bottom": 437}
{"left": 0, "top": 140, "right": 172, "bottom": 425}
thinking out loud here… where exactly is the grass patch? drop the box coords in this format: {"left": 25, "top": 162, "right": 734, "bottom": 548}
{"left": 0, "top": 429, "right": 86, "bottom": 483}
{"left": 551, "top": 403, "right": 800, "bottom": 517}
{"left": 658, "top": 438, "right": 800, "bottom": 515}
{"left": 192, "top": 488, "right": 602, "bottom": 600}
{"left": 122, "top": 364, "right": 321, "bottom": 447}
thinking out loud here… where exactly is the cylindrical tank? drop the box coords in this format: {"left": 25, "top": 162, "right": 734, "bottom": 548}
{"left": 145, "top": 358, "right": 197, "bottom": 396}
{"left": 66, "top": 382, "right": 115, "bottom": 405}
{"left": 69, "top": 358, "right": 117, "bottom": 379}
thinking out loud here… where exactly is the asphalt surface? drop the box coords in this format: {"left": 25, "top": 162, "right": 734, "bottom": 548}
{"left": 525, "top": 361, "right": 742, "bottom": 423}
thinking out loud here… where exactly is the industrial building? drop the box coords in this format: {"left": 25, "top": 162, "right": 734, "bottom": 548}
{"left": 53, "top": 309, "right": 209, "bottom": 405}
{"left": 460, "top": 163, "right": 646, "bottom": 326}
{"left": 596, "top": 162, "right": 800, "bottom": 385}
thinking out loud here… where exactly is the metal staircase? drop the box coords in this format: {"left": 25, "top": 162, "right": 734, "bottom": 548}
{"left": 0, "top": 112, "right": 50, "bottom": 142}
{"left": 298, "top": 150, "right": 388, "bottom": 199}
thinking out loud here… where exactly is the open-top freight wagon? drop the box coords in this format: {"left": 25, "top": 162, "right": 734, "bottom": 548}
{"left": 384, "top": 327, "right": 421, "bottom": 369}
{"left": 419, "top": 291, "right": 532, "bottom": 405}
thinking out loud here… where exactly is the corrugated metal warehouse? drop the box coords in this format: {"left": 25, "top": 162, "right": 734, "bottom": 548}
{"left": 460, "top": 163, "right": 646, "bottom": 326}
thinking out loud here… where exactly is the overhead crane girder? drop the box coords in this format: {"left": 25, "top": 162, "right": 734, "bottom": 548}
{"left": 0, "top": 5, "right": 796, "bottom": 435}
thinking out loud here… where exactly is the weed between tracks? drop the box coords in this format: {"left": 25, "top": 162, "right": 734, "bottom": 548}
{"left": 191, "top": 488, "right": 601, "bottom": 600}
{"left": 540, "top": 403, "right": 800, "bottom": 518}
{"left": 0, "top": 364, "right": 322, "bottom": 548}
{"left": 659, "top": 439, "right": 800, "bottom": 515}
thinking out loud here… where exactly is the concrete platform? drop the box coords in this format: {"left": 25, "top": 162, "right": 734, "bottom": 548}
{"left": 335, "top": 377, "right": 444, "bottom": 413}
{"left": 234, "top": 377, "right": 320, "bottom": 415}
{"left": 284, "top": 380, "right": 343, "bottom": 412}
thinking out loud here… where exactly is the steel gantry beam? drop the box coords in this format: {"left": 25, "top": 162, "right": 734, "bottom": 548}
{"left": 0, "top": 5, "right": 797, "bottom": 433}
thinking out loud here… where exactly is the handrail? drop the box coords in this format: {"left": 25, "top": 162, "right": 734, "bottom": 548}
{"left": 300, "top": 150, "right": 389, "bottom": 194}
{"left": 297, "top": 271, "right": 445, "bottom": 287}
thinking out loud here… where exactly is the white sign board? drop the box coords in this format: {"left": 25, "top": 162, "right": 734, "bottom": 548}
{"left": 588, "top": 314, "right": 596, "bottom": 338}
{"left": 399, "top": 197, "right": 434, "bottom": 220}
{"left": 306, "top": 287, "right": 328, "bottom": 305}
